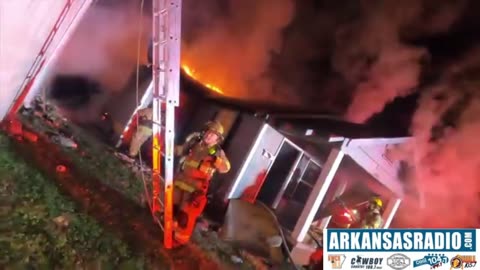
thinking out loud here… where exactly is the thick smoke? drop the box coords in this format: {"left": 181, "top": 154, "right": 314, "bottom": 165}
{"left": 394, "top": 48, "right": 480, "bottom": 228}
{"left": 337, "top": 0, "right": 466, "bottom": 123}
{"left": 181, "top": 0, "right": 296, "bottom": 103}
{"left": 50, "top": 1, "right": 151, "bottom": 122}
{"left": 334, "top": 0, "right": 480, "bottom": 227}
{"left": 55, "top": 2, "right": 150, "bottom": 91}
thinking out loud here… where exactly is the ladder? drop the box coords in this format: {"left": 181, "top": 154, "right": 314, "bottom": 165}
{"left": 151, "top": 0, "right": 182, "bottom": 249}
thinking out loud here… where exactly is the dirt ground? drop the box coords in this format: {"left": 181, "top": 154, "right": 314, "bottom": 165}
{"left": 7, "top": 125, "right": 236, "bottom": 270}
{"left": 8, "top": 105, "right": 302, "bottom": 269}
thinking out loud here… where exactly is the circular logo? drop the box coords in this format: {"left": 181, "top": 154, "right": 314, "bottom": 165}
{"left": 451, "top": 257, "right": 463, "bottom": 269}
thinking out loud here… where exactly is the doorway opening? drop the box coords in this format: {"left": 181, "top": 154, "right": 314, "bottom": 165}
{"left": 273, "top": 152, "right": 323, "bottom": 231}
{"left": 256, "top": 141, "right": 300, "bottom": 207}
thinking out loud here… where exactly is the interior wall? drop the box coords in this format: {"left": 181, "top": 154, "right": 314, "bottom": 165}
{"left": 256, "top": 142, "right": 299, "bottom": 206}
{"left": 344, "top": 141, "right": 407, "bottom": 197}
{"left": 204, "top": 113, "right": 263, "bottom": 221}
{"left": 214, "top": 109, "right": 238, "bottom": 137}
{"left": 175, "top": 89, "right": 204, "bottom": 141}
{"left": 179, "top": 99, "right": 218, "bottom": 141}
{"left": 0, "top": 0, "right": 91, "bottom": 120}
{"left": 212, "top": 113, "right": 264, "bottom": 197}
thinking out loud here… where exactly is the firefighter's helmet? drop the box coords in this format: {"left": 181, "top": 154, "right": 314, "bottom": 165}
{"left": 369, "top": 197, "right": 383, "bottom": 209}
{"left": 204, "top": 121, "right": 225, "bottom": 138}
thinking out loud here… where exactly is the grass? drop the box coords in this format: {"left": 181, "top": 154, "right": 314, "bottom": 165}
{"left": 17, "top": 111, "right": 273, "bottom": 269}
{"left": 191, "top": 230, "right": 257, "bottom": 270}
{"left": 0, "top": 133, "right": 146, "bottom": 269}
{"left": 20, "top": 113, "right": 147, "bottom": 206}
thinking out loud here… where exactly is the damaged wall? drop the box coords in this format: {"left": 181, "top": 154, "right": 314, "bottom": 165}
{"left": 48, "top": 0, "right": 152, "bottom": 124}
{"left": 0, "top": 0, "right": 91, "bottom": 121}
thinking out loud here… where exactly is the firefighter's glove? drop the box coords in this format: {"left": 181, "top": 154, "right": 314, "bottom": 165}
{"left": 213, "top": 157, "right": 226, "bottom": 169}
{"left": 214, "top": 151, "right": 230, "bottom": 173}
{"left": 202, "top": 156, "right": 217, "bottom": 166}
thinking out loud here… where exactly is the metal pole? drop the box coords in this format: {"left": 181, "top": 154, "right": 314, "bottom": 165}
{"left": 271, "top": 151, "right": 303, "bottom": 209}
{"left": 382, "top": 198, "right": 402, "bottom": 228}
{"left": 291, "top": 146, "right": 345, "bottom": 242}
{"left": 152, "top": 0, "right": 181, "bottom": 249}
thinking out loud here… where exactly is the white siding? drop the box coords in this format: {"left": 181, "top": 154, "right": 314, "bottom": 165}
{"left": 0, "top": 0, "right": 91, "bottom": 120}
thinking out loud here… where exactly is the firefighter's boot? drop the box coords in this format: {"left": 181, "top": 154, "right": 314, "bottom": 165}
{"left": 173, "top": 192, "right": 207, "bottom": 245}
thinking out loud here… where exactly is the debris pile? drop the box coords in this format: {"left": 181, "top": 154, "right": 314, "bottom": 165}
{"left": 20, "top": 96, "right": 78, "bottom": 150}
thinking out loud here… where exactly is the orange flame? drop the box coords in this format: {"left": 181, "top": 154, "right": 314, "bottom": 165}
{"left": 181, "top": 65, "right": 224, "bottom": 94}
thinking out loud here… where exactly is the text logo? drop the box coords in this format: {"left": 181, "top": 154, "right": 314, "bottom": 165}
{"left": 326, "top": 229, "right": 476, "bottom": 252}
{"left": 387, "top": 253, "right": 410, "bottom": 270}
{"left": 350, "top": 256, "right": 383, "bottom": 269}
{"left": 328, "top": 254, "right": 346, "bottom": 269}
{"left": 450, "top": 255, "right": 477, "bottom": 269}
{"left": 413, "top": 254, "right": 449, "bottom": 268}
{"left": 463, "top": 231, "right": 474, "bottom": 251}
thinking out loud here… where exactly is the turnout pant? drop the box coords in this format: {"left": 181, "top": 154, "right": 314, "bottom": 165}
{"left": 172, "top": 181, "right": 208, "bottom": 244}
{"left": 129, "top": 126, "right": 152, "bottom": 157}
{"left": 156, "top": 179, "right": 208, "bottom": 244}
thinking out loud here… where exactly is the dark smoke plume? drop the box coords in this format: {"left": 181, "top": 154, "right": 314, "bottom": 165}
{"left": 246, "top": 0, "right": 477, "bottom": 227}
{"left": 335, "top": 0, "right": 467, "bottom": 123}
{"left": 181, "top": 0, "right": 296, "bottom": 103}
{"left": 327, "top": 0, "right": 480, "bottom": 228}
{"left": 49, "top": 0, "right": 151, "bottom": 122}
{"left": 276, "top": 0, "right": 465, "bottom": 117}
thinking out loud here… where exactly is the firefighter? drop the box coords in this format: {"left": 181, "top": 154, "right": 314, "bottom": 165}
{"left": 316, "top": 196, "right": 383, "bottom": 229}
{"left": 172, "top": 120, "right": 231, "bottom": 245}
{"left": 128, "top": 107, "right": 153, "bottom": 158}
{"left": 360, "top": 197, "right": 383, "bottom": 229}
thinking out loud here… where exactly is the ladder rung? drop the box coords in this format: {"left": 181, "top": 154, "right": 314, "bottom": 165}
{"left": 153, "top": 9, "right": 168, "bottom": 16}
{"left": 155, "top": 197, "right": 164, "bottom": 206}
{"left": 152, "top": 215, "right": 164, "bottom": 230}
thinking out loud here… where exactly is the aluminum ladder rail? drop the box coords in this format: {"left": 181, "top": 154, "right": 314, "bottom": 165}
{"left": 151, "top": 0, "right": 182, "bottom": 249}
